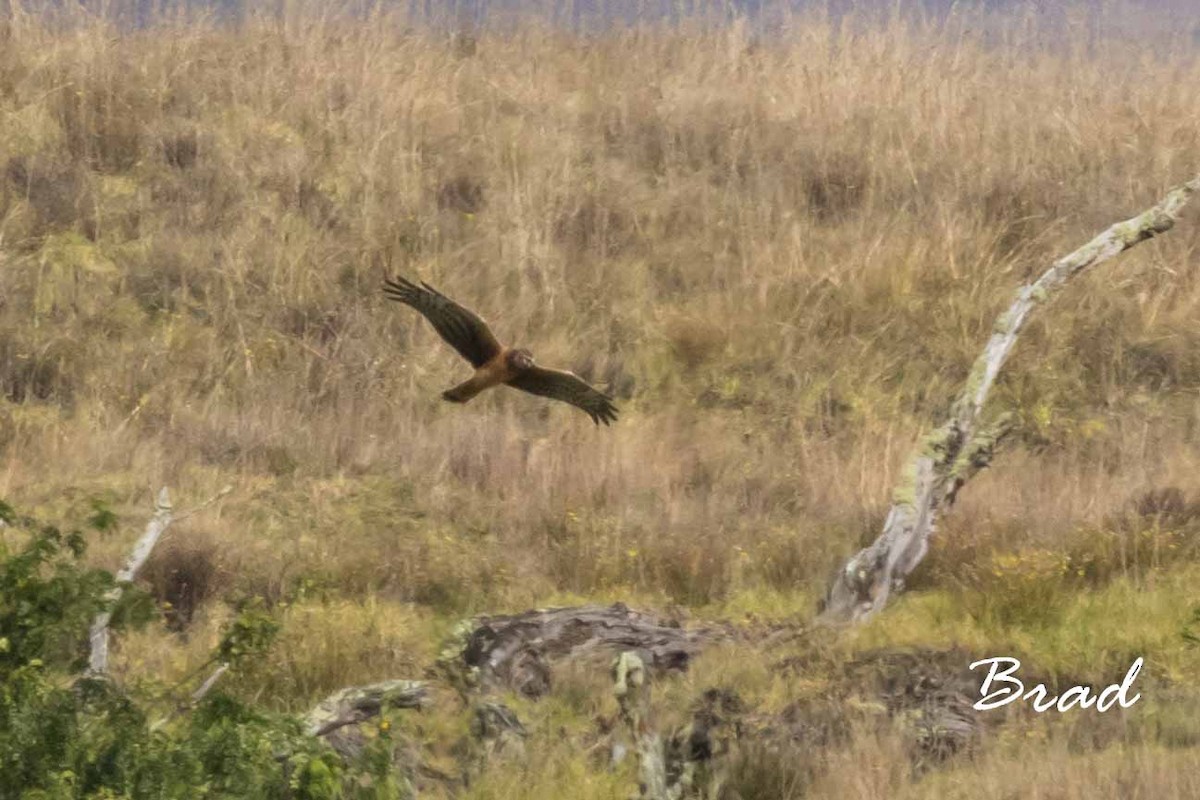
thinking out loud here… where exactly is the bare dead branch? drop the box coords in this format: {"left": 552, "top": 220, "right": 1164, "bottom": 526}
{"left": 149, "top": 662, "right": 231, "bottom": 732}
{"left": 87, "top": 487, "right": 173, "bottom": 676}
{"left": 174, "top": 484, "right": 234, "bottom": 522}
{"left": 85, "top": 484, "right": 233, "bottom": 678}
{"left": 191, "top": 662, "right": 229, "bottom": 703}
{"left": 821, "top": 175, "right": 1200, "bottom": 625}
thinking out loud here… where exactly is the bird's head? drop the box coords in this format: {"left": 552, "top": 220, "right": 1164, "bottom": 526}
{"left": 507, "top": 348, "right": 535, "bottom": 371}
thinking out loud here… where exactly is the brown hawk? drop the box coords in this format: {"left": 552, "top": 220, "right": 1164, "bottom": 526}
{"left": 383, "top": 275, "right": 619, "bottom": 426}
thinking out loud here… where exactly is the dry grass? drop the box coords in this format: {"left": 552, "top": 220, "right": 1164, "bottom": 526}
{"left": 2, "top": 1, "right": 1200, "bottom": 796}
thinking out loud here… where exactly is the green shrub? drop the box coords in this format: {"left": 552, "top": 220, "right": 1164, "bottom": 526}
{"left": 0, "top": 501, "right": 410, "bottom": 800}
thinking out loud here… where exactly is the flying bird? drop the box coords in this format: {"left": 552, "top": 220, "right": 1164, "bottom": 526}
{"left": 383, "top": 275, "right": 619, "bottom": 426}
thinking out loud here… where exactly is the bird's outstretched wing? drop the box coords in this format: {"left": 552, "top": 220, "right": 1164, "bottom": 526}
{"left": 506, "top": 366, "right": 619, "bottom": 426}
{"left": 383, "top": 276, "right": 504, "bottom": 368}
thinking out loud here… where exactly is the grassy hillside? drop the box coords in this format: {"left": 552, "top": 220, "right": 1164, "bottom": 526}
{"left": 2, "top": 3, "right": 1200, "bottom": 796}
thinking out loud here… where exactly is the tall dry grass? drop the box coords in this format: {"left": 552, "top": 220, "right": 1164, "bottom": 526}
{"left": 2, "top": 3, "right": 1199, "bottom": 610}
{"left": 2, "top": 8, "right": 1200, "bottom": 793}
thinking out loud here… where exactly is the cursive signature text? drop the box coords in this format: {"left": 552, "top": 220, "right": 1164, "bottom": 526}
{"left": 968, "top": 656, "right": 1143, "bottom": 712}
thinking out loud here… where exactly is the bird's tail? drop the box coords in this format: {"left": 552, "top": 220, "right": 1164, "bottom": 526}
{"left": 442, "top": 375, "right": 486, "bottom": 403}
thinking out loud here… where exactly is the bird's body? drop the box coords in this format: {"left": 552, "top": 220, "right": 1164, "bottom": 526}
{"left": 442, "top": 348, "right": 526, "bottom": 404}
{"left": 382, "top": 276, "right": 618, "bottom": 425}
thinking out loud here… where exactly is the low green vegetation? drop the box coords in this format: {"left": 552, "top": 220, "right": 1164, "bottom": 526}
{"left": 0, "top": 503, "right": 405, "bottom": 799}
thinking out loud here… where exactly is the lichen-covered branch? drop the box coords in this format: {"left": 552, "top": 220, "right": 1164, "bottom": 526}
{"left": 87, "top": 487, "right": 173, "bottom": 676}
{"left": 301, "top": 678, "right": 429, "bottom": 780}
{"left": 821, "top": 175, "right": 1200, "bottom": 625}
{"left": 613, "top": 651, "right": 672, "bottom": 800}
{"left": 304, "top": 680, "right": 430, "bottom": 738}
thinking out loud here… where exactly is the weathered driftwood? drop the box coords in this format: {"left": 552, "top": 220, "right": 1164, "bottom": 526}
{"left": 87, "top": 487, "right": 174, "bottom": 676}
{"left": 439, "top": 603, "right": 721, "bottom": 698}
{"left": 821, "top": 176, "right": 1200, "bottom": 625}
{"left": 605, "top": 645, "right": 1006, "bottom": 800}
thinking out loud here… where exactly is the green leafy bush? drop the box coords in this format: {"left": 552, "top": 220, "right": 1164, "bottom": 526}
{"left": 0, "top": 501, "right": 408, "bottom": 800}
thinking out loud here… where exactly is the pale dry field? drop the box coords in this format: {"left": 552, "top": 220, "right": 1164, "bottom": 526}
{"left": 2, "top": 2, "right": 1200, "bottom": 796}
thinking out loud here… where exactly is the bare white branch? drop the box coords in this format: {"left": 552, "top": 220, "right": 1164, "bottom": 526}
{"left": 191, "top": 662, "right": 229, "bottom": 703}
{"left": 174, "top": 484, "right": 233, "bottom": 523}
{"left": 85, "top": 484, "right": 232, "bottom": 677}
{"left": 87, "top": 487, "right": 173, "bottom": 677}
{"left": 821, "top": 175, "right": 1200, "bottom": 625}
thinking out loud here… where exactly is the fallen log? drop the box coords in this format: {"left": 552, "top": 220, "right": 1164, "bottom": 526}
{"left": 439, "top": 602, "right": 724, "bottom": 698}
{"left": 821, "top": 175, "right": 1200, "bottom": 625}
